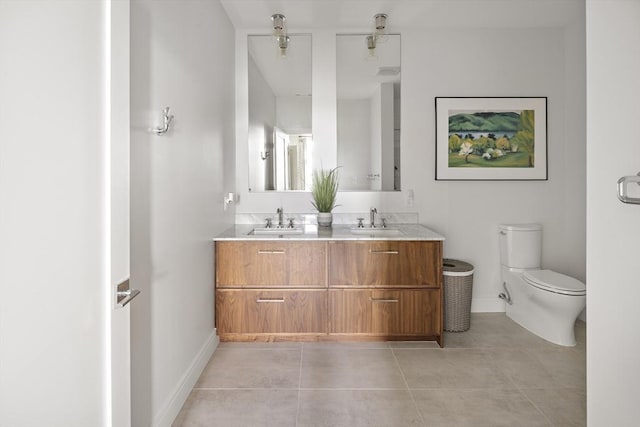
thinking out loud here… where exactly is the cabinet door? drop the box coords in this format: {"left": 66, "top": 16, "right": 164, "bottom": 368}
{"left": 328, "top": 241, "right": 442, "bottom": 288}
{"left": 216, "top": 289, "right": 327, "bottom": 334}
{"left": 370, "top": 290, "right": 403, "bottom": 335}
{"left": 216, "top": 241, "right": 326, "bottom": 287}
{"left": 386, "top": 289, "right": 440, "bottom": 336}
{"left": 329, "top": 289, "right": 373, "bottom": 334}
{"left": 329, "top": 289, "right": 441, "bottom": 336}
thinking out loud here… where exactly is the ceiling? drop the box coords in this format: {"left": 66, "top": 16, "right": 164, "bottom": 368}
{"left": 232, "top": 0, "right": 583, "bottom": 101}
{"left": 220, "top": 0, "right": 583, "bottom": 32}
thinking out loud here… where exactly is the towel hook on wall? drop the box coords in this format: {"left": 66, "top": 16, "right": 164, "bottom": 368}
{"left": 153, "top": 106, "right": 174, "bottom": 136}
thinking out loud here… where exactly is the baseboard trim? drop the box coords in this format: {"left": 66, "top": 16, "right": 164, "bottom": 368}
{"left": 471, "top": 297, "right": 505, "bottom": 313}
{"left": 153, "top": 329, "right": 219, "bottom": 427}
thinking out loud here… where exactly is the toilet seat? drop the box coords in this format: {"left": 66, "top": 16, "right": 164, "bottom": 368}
{"left": 523, "top": 269, "right": 586, "bottom": 296}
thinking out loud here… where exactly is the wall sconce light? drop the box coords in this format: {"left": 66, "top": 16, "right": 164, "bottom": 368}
{"left": 277, "top": 35, "right": 290, "bottom": 57}
{"left": 271, "top": 13, "right": 289, "bottom": 57}
{"left": 271, "top": 14, "right": 286, "bottom": 36}
{"left": 365, "top": 13, "right": 389, "bottom": 59}
{"left": 374, "top": 13, "right": 388, "bottom": 38}
{"left": 366, "top": 35, "right": 377, "bottom": 58}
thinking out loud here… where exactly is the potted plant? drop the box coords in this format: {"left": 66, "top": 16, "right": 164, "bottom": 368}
{"left": 311, "top": 167, "right": 340, "bottom": 227}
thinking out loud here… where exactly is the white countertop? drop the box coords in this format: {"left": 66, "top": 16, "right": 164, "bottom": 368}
{"left": 214, "top": 224, "right": 445, "bottom": 241}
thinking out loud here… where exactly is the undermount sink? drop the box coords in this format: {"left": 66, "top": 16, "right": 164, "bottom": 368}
{"left": 250, "top": 227, "right": 304, "bottom": 235}
{"left": 349, "top": 227, "right": 403, "bottom": 236}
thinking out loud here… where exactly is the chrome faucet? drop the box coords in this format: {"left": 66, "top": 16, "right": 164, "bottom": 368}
{"left": 370, "top": 207, "right": 377, "bottom": 228}
{"left": 277, "top": 207, "right": 284, "bottom": 227}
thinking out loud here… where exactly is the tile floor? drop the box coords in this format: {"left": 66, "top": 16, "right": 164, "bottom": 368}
{"left": 173, "top": 314, "right": 586, "bottom": 426}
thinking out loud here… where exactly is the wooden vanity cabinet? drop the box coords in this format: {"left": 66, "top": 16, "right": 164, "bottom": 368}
{"left": 215, "top": 241, "right": 328, "bottom": 340}
{"left": 328, "top": 241, "right": 441, "bottom": 287}
{"left": 328, "top": 241, "right": 443, "bottom": 344}
{"left": 216, "top": 289, "right": 327, "bottom": 335}
{"left": 215, "top": 239, "right": 443, "bottom": 345}
{"left": 216, "top": 241, "right": 326, "bottom": 287}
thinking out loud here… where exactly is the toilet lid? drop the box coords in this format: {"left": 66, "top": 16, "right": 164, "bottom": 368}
{"left": 523, "top": 269, "right": 586, "bottom": 295}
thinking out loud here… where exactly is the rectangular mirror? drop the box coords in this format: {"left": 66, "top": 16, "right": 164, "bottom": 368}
{"left": 248, "top": 34, "right": 312, "bottom": 192}
{"left": 337, "top": 34, "right": 401, "bottom": 191}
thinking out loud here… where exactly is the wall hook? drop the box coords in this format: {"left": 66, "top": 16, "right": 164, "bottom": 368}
{"left": 153, "top": 106, "right": 174, "bottom": 136}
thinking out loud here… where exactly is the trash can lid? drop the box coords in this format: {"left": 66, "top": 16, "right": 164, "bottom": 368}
{"left": 443, "top": 258, "right": 474, "bottom": 276}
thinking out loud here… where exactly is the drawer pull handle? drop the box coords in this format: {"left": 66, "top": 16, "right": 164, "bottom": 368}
{"left": 256, "top": 297, "right": 285, "bottom": 303}
{"left": 370, "top": 297, "right": 399, "bottom": 303}
{"left": 369, "top": 250, "right": 399, "bottom": 254}
{"left": 257, "top": 250, "right": 285, "bottom": 254}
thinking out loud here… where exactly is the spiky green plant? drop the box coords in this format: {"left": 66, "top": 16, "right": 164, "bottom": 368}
{"left": 310, "top": 167, "right": 340, "bottom": 213}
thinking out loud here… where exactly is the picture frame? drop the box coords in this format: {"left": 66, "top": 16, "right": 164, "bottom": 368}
{"left": 435, "top": 97, "right": 548, "bottom": 181}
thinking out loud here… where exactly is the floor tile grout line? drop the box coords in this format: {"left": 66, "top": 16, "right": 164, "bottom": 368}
{"left": 518, "top": 388, "right": 556, "bottom": 427}
{"left": 190, "top": 385, "right": 582, "bottom": 391}
{"left": 215, "top": 347, "right": 303, "bottom": 351}
{"left": 192, "top": 387, "right": 417, "bottom": 391}
{"left": 295, "top": 343, "right": 304, "bottom": 427}
{"left": 499, "top": 349, "right": 559, "bottom": 427}
{"left": 496, "top": 350, "right": 527, "bottom": 392}
{"left": 407, "top": 386, "right": 538, "bottom": 391}
{"left": 390, "top": 347, "right": 427, "bottom": 427}
{"left": 192, "top": 387, "right": 300, "bottom": 391}
{"left": 299, "top": 387, "right": 409, "bottom": 391}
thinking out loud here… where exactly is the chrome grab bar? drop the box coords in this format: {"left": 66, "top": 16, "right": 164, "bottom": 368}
{"left": 617, "top": 172, "right": 640, "bottom": 204}
{"left": 257, "top": 250, "right": 285, "bottom": 254}
{"left": 369, "top": 250, "right": 399, "bottom": 254}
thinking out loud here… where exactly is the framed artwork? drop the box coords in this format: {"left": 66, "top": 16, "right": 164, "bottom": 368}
{"left": 435, "top": 97, "right": 548, "bottom": 180}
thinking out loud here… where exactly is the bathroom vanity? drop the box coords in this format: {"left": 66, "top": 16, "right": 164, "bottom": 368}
{"left": 214, "top": 224, "right": 444, "bottom": 345}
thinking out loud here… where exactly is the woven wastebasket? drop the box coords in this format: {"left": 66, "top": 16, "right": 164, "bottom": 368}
{"left": 443, "top": 259, "right": 474, "bottom": 332}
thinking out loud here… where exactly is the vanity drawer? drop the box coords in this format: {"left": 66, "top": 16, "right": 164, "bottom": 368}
{"left": 328, "top": 241, "right": 442, "bottom": 288}
{"left": 216, "top": 289, "right": 327, "bottom": 334}
{"left": 216, "top": 241, "right": 326, "bottom": 288}
{"left": 329, "top": 289, "right": 441, "bottom": 336}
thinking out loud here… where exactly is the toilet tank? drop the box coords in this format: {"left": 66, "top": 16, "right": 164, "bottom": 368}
{"left": 498, "top": 224, "right": 542, "bottom": 269}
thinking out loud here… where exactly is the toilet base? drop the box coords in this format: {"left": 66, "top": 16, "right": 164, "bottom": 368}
{"left": 506, "top": 308, "right": 578, "bottom": 346}
{"left": 502, "top": 268, "right": 585, "bottom": 347}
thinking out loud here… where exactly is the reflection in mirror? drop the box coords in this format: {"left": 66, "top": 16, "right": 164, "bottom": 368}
{"left": 337, "top": 34, "right": 401, "bottom": 191}
{"left": 248, "top": 34, "right": 312, "bottom": 192}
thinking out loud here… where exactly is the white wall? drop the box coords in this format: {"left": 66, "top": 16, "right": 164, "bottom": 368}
{"left": 235, "top": 19, "right": 586, "bottom": 312}
{"left": 586, "top": 1, "right": 640, "bottom": 424}
{"left": 130, "top": 0, "right": 235, "bottom": 425}
{"left": 405, "top": 26, "right": 586, "bottom": 312}
{"left": 0, "top": 2, "right": 110, "bottom": 425}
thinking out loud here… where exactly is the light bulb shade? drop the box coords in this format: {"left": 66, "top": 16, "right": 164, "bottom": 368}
{"left": 374, "top": 13, "right": 387, "bottom": 34}
{"left": 277, "top": 35, "right": 290, "bottom": 57}
{"left": 278, "top": 35, "right": 290, "bottom": 49}
{"left": 271, "top": 14, "right": 286, "bottom": 36}
{"left": 366, "top": 34, "right": 376, "bottom": 54}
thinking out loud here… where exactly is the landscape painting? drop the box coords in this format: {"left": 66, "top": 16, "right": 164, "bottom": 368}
{"left": 435, "top": 97, "right": 547, "bottom": 180}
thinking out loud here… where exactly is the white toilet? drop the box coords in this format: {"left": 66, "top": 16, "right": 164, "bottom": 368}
{"left": 498, "top": 224, "right": 586, "bottom": 346}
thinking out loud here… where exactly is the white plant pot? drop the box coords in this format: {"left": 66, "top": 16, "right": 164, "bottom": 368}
{"left": 317, "top": 212, "right": 333, "bottom": 227}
